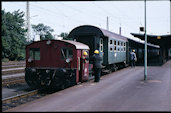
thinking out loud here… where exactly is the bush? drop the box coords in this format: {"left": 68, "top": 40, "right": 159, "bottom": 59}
{"left": 2, "top": 58, "right": 9, "bottom": 62}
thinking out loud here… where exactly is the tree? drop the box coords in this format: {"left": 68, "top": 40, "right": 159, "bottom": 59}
{"left": 32, "top": 23, "right": 54, "bottom": 40}
{"left": 2, "top": 10, "right": 27, "bottom": 61}
{"left": 58, "top": 32, "right": 71, "bottom": 40}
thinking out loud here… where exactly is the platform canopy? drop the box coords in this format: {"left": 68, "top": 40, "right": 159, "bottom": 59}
{"left": 130, "top": 33, "right": 171, "bottom": 48}
{"left": 131, "top": 33, "right": 171, "bottom": 62}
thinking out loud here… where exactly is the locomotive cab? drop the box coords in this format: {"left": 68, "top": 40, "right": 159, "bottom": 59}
{"left": 25, "top": 40, "right": 90, "bottom": 90}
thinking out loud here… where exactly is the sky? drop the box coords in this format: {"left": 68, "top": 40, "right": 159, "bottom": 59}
{"left": 1, "top": 0, "right": 170, "bottom": 41}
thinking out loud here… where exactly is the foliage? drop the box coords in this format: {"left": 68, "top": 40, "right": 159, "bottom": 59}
{"left": 1, "top": 9, "right": 27, "bottom": 61}
{"left": 32, "top": 23, "right": 54, "bottom": 40}
{"left": 59, "top": 32, "right": 72, "bottom": 40}
{"left": 2, "top": 58, "right": 9, "bottom": 62}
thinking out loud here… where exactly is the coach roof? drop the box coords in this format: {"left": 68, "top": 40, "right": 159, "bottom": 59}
{"left": 68, "top": 25, "right": 128, "bottom": 41}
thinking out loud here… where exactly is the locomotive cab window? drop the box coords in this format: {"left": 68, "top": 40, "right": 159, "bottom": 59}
{"left": 61, "top": 48, "right": 73, "bottom": 60}
{"left": 29, "top": 48, "right": 40, "bottom": 61}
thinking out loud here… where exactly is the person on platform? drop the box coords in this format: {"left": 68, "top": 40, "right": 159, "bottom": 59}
{"left": 130, "top": 49, "right": 137, "bottom": 67}
{"left": 89, "top": 50, "right": 102, "bottom": 82}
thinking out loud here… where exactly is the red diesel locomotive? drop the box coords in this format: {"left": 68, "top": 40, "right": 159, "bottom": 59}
{"left": 25, "top": 40, "right": 90, "bottom": 89}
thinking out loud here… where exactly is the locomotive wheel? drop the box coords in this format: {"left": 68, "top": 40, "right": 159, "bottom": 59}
{"left": 60, "top": 84, "right": 65, "bottom": 90}
{"left": 25, "top": 71, "right": 41, "bottom": 89}
{"left": 51, "top": 69, "right": 66, "bottom": 90}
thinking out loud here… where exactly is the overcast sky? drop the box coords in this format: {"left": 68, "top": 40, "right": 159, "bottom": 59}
{"left": 2, "top": 1, "right": 170, "bottom": 40}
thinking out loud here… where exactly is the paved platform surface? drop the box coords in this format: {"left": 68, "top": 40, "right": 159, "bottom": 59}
{"left": 5, "top": 60, "right": 171, "bottom": 112}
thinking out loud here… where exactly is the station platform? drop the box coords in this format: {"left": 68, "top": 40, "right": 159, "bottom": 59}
{"left": 5, "top": 60, "right": 171, "bottom": 112}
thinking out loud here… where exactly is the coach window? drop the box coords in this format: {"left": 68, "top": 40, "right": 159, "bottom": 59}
{"left": 110, "top": 47, "right": 113, "bottom": 52}
{"left": 118, "top": 41, "right": 120, "bottom": 52}
{"left": 114, "top": 40, "right": 116, "bottom": 45}
{"left": 118, "top": 47, "right": 120, "bottom": 52}
{"left": 100, "top": 38, "right": 103, "bottom": 44}
{"left": 123, "top": 42, "right": 126, "bottom": 52}
{"left": 120, "top": 42, "right": 122, "bottom": 52}
{"left": 114, "top": 40, "right": 117, "bottom": 52}
{"left": 29, "top": 48, "right": 40, "bottom": 60}
{"left": 109, "top": 39, "right": 113, "bottom": 52}
{"left": 100, "top": 38, "right": 103, "bottom": 52}
{"left": 61, "top": 48, "right": 73, "bottom": 60}
{"left": 110, "top": 40, "right": 113, "bottom": 45}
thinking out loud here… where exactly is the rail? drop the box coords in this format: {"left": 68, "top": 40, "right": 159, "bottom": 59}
{"left": 2, "top": 90, "right": 40, "bottom": 111}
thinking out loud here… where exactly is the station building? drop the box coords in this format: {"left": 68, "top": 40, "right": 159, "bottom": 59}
{"left": 131, "top": 33, "right": 171, "bottom": 64}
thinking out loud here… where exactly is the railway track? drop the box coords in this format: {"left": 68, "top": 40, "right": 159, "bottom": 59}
{"left": 2, "top": 76, "right": 25, "bottom": 87}
{"left": 2, "top": 61, "right": 25, "bottom": 66}
{"left": 2, "top": 67, "right": 25, "bottom": 75}
{"left": 2, "top": 61, "right": 26, "bottom": 87}
{"left": 2, "top": 61, "right": 48, "bottom": 111}
{"left": 2, "top": 63, "right": 25, "bottom": 69}
{"left": 2, "top": 90, "right": 47, "bottom": 112}
{"left": 2, "top": 61, "right": 56, "bottom": 111}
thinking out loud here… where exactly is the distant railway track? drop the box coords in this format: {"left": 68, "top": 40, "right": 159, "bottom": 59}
{"left": 2, "top": 68, "right": 25, "bottom": 75}
{"left": 2, "top": 76, "right": 25, "bottom": 87}
{"left": 2, "top": 64, "right": 25, "bottom": 69}
{"left": 2, "top": 61, "right": 25, "bottom": 75}
{"left": 2, "top": 61, "right": 25, "bottom": 66}
{"left": 2, "top": 61, "right": 26, "bottom": 86}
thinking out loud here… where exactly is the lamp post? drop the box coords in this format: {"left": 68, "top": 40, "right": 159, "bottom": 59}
{"left": 26, "top": 2, "right": 38, "bottom": 42}
{"left": 26, "top": 1, "right": 30, "bottom": 42}
{"left": 144, "top": 0, "right": 147, "bottom": 80}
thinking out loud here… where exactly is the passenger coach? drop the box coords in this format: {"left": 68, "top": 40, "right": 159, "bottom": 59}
{"left": 68, "top": 25, "right": 129, "bottom": 72}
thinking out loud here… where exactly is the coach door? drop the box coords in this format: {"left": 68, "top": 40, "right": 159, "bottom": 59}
{"left": 79, "top": 50, "right": 89, "bottom": 82}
